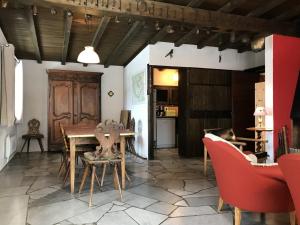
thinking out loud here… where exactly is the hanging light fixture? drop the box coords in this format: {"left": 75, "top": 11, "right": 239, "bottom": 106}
{"left": 77, "top": 14, "right": 100, "bottom": 64}
{"left": 77, "top": 46, "right": 100, "bottom": 64}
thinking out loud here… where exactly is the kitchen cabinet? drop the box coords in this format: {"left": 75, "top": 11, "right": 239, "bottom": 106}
{"left": 156, "top": 86, "right": 178, "bottom": 105}
{"left": 156, "top": 118, "right": 176, "bottom": 148}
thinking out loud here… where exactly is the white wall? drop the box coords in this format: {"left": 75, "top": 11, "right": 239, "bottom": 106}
{"left": 17, "top": 60, "right": 124, "bottom": 152}
{"left": 264, "top": 36, "right": 274, "bottom": 162}
{"left": 149, "top": 42, "right": 264, "bottom": 70}
{"left": 0, "top": 28, "right": 17, "bottom": 170}
{"left": 124, "top": 46, "right": 150, "bottom": 158}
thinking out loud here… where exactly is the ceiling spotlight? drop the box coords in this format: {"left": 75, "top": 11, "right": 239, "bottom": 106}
{"left": 115, "top": 16, "right": 120, "bottom": 23}
{"left": 196, "top": 28, "right": 200, "bottom": 35}
{"left": 251, "top": 37, "right": 265, "bottom": 52}
{"left": 66, "top": 10, "right": 73, "bottom": 17}
{"left": 128, "top": 18, "right": 133, "bottom": 25}
{"left": 1, "top": 0, "right": 8, "bottom": 8}
{"left": 50, "top": 8, "right": 57, "bottom": 15}
{"left": 32, "top": 5, "right": 38, "bottom": 16}
{"left": 166, "top": 25, "right": 175, "bottom": 34}
{"left": 155, "top": 21, "right": 161, "bottom": 31}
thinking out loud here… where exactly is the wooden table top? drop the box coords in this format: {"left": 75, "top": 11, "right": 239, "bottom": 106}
{"left": 65, "top": 126, "right": 135, "bottom": 138}
{"left": 246, "top": 127, "right": 273, "bottom": 132}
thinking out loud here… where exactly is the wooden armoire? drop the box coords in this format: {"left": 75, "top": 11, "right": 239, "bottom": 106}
{"left": 47, "top": 70, "right": 102, "bottom": 151}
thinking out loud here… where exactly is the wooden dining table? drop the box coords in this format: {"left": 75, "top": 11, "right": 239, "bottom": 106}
{"left": 65, "top": 126, "right": 135, "bottom": 194}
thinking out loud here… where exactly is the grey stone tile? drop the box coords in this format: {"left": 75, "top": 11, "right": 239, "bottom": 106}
{"left": 123, "top": 192, "right": 158, "bottom": 208}
{"left": 146, "top": 201, "right": 177, "bottom": 215}
{"left": 97, "top": 211, "right": 138, "bottom": 225}
{"left": 167, "top": 188, "right": 193, "bottom": 196}
{"left": 184, "top": 179, "right": 215, "bottom": 192}
{"left": 29, "top": 187, "right": 59, "bottom": 199}
{"left": 109, "top": 205, "right": 128, "bottom": 212}
{"left": 0, "top": 185, "right": 29, "bottom": 198}
{"left": 27, "top": 199, "right": 88, "bottom": 225}
{"left": 29, "top": 176, "right": 61, "bottom": 192}
{"left": 0, "top": 195, "right": 29, "bottom": 225}
{"left": 128, "top": 184, "right": 181, "bottom": 204}
{"left": 170, "top": 206, "right": 216, "bottom": 217}
{"left": 78, "top": 190, "right": 120, "bottom": 206}
{"left": 161, "top": 213, "right": 233, "bottom": 225}
{"left": 125, "top": 207, "right": 168, "bottom": 225}
{"left": 174, "top": 200, "right": 188, "bottom": 206}
{"left": 183, "top": 187, "right": 219, "bottom": 198}
{"left": 153, "top": 179, "right": 184, "bottom": 190}
{"left": 184, "top": 196, "right": 219, "bottom": 207}
{"left": 68, "top": 203, "right": 112, "bottom": 224}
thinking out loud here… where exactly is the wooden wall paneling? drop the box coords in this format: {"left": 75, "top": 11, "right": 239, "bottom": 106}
{"left": 231, "top": 71, "right": 260, "bottom": 138}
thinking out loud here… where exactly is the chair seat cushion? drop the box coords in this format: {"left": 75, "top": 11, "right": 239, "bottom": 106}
{"left": 22, "top": 134, "right": 44, "bottom": 138}
{"left": 84, "top": 151, "right": 121, "bottom": 162}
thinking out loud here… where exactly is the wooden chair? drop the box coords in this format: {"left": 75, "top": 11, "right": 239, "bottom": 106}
{"left": 78, "top": 121, "right": 123, "bottom": 207}
{"left": 126, "top": 117, "right": 136, "bottom": 156}
{"left": 58, "top": 123, "right": 99, "bottom": 187}
{"left": 20, "top": 119, "right": 44, "bottom": 153}
{"left": 203, "top": 128, "right": 268, "bottom": 176}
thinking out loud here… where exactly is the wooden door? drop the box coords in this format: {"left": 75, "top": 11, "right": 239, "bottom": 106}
{"left": 48, "top": 70, "right": 102, "bottom": 151}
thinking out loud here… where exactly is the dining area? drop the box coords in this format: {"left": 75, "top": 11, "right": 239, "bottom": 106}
{"left": 58, "top": 119, "right": 135, "bottom": 206}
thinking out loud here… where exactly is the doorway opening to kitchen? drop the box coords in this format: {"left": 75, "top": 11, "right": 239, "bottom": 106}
{"left": 148, "top": 66, "right": 181, "bottom": 160}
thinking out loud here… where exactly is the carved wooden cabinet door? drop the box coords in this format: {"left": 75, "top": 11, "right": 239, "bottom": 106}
{"left": 75, "top": 82, "right": 100, "bottom": 126}
{"left": 48, "top": 80, "right": 74, "bottom": 147}
{"left": 48, "top": 70, "right": 102, "bottom": 151}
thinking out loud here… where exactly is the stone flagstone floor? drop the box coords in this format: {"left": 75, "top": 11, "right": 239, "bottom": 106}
{"left": 0, "top": 149, "right": 291, "bottom": 225}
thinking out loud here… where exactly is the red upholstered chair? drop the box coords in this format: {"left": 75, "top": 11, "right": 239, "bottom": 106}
{"left": 203, "top": 136, "right": 295, "bottom": 225}
{"left": 278, "top": 154, "right": 300, "bottom": 223}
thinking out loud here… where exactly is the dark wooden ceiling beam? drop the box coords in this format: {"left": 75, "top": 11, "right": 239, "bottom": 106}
{"left": 149, "top": 25, "right": 169, "bottom": 45}
{"left": 91, "top": 16, "right": 111, "bottom": 48}
{"left": 187, "top": 0, "right": 205, "bottom": 8}
{"left": 218, "top": 0, "right": 247, "bottom": 13}
{"left": 61, "top": 10, "right": 73, "bottom": 65}
{"left": 25, "top": 7, "right": 41, "bottom": 63}
{"left": 197, "top": 33, "right": 220, "bottom": 49}
{"left": 16, "top": 0, "right": 299, "bottom": 35}
{"left": 175, "top": 27, "right": 199, "bottom": 47}
{"left": 246, "top": 0, "right": 287, "bottom": 17}
{"left": 274, "top": 4, "right": 300, "bottom": 21}
{"left": 104, "top": 21, "right": 143, "bottom": 67}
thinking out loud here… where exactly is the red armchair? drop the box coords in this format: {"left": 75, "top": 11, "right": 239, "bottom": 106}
{"left": 278, "top": 154, "right": 300, "bottom": 223}
{"left": 203, "top": 135, "right": 295, "bottom": 225}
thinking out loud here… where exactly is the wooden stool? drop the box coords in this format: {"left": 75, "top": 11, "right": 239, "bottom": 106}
{"left": 20, "top": 119, "right": 44, "bottom": 153}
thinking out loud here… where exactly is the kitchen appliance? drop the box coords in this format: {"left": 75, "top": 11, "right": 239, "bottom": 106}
{"left": 164, "top": 106, "right": 178, "bottom": 117}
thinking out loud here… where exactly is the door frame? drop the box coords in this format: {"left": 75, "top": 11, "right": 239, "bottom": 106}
{"left": 47, "top": 69, "right": 103, "bottom": 151}
{"left": 147, "top": 65, "right": 182, "bottom": 160}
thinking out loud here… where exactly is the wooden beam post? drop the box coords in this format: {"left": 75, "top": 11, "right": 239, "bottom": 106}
{"left": 16, "top": 0, "right": 299, "bottom": 35}
{"left": 187, "top": 0, "right": 205, "bottom": 8}
{"left": 197, "top": 33, "right": 220, "bottom": 49}
{"left": 91, "top": 16, "right": 111, "bottom": 48}
{"left": 25, "top": 6, "right": 41, "bottom": 63}
{"left": 61, "top": 10, "right": 73, "bottom": 65}
{"left": 175, "top": 27, "right": 199, "bottom": 47}
{"left": 247, "top": 0, "right": 287, "bottom": 17}
{"left": 104, "top": 21, "right": 143, "bottom": 67}
{"left": 149, "top": 25, "right": 169, "bottom": 45}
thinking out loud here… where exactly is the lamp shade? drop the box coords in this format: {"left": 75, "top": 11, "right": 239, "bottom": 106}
{"left": 253, "top": 106, "right": 266, "bottom": 116}
{"left": 77, "top": 46, "right": 100, "bottom": 64}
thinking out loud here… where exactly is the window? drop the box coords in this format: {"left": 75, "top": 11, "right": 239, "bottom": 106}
{"left": 14, "top": 60, "right": 23, "bottom": 122}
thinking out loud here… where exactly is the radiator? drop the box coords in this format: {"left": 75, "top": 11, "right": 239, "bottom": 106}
{"left": 5, "top": 134, "right": 17, "bottom": 159}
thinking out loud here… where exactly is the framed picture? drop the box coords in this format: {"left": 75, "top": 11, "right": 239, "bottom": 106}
{"left": 132, "top": 71, "right": 146, "bottom": 105}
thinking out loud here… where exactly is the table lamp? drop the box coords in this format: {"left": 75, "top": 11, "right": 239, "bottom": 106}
{"left": 253, "top": 106, "right": 266, "bottom": 128}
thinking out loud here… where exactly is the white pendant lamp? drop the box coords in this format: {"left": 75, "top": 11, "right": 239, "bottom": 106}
{"left": 77, "top": 46, "right": 100, "bottom": 64}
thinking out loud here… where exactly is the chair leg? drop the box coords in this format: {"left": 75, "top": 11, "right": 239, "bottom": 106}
{"left": 114, "top": 163, "right": 123, "bottom": 201}
{"left": 37, "top": 138, "right": 44, "bottom": 153}
{"left": 234, "top": 207, "right": 242, "bottom": 225}
{"left": 79, "top": 165, "right": 90, "bottom": 194}
{"left": 95, "top": 172, "right": 101, "bottom": 188}
{"left": 20, "top": 138, "right": 28, "bottom": 153}
{"left": 63, "top": 163, "right": 70, "bottom": 187}
{"left": 27, "top": 138, "right": 31, "bottom": 153}
{"left": 58, "top": 161, "right": 64, "bottom": 177}
{"left": 290, "top": 211, "right": 296, "bottom": 225}
{"left": 101, "top": 164, "right": 107, "bottom": 187}
{"left": 89, "top": 165, "right": 96, "bottom": 207}
{"left": 204, "top": 146, "right": 208, "bottom": 176}
{"left": 217, "top": 197, "right": 224, "bottom": 212}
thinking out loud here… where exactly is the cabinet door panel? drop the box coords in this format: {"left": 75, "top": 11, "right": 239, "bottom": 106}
{"left": 77, "top": 82, "right": 100, "bottom": 126}
{"left": 48, "top": 80, "right": 73, "bottom": 147}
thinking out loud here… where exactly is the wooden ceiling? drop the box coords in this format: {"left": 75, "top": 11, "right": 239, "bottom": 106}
{"left": 0, "top": 0, "right": 300, "bottom": 67}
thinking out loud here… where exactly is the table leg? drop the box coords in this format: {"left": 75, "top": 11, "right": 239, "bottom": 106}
{"left": 256, "top": 131, "right": 262, "bottom": 152}
{"left": 120, "top": 136, "right": 126, "bottom": 189}
{"left": 70, "top": 138, "right": 76, "bottom": 194}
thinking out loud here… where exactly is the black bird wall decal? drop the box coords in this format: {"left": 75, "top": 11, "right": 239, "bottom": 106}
{"left": 165, "top": 49, "right": 174, "bottom": 58}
